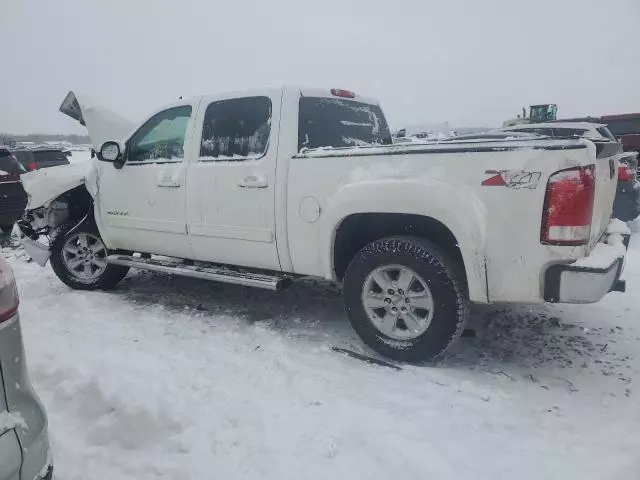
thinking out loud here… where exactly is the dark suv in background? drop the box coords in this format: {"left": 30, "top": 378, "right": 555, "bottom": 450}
{"left": 12, "top": 148, "right": 70, "bottom": 171}
{"left": 0, "top": 148, "right": 28, "bottom": 233}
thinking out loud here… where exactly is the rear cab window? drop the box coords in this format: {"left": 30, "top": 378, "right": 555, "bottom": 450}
{"left": 298, "top": 97, "right": 392, "bottom": 151}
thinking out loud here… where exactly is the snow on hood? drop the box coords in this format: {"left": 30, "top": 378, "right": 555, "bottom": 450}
{"left": 59, "top": 91, "right": 135, "bottom": 147}
{"left": 20, "top": 161, "right": 97, "bottom": 209}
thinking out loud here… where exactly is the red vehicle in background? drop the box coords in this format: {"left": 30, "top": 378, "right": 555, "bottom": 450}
{"left": 601, "top": 113, "right": 640, "bottom": 153}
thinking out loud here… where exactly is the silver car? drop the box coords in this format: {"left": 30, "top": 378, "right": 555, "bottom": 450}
{"left": 0, "top": 256, "right": 51, "bottom": 480}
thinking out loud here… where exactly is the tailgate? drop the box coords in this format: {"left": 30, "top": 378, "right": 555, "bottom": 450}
{"left": 589, "top": 142, "right": 622, "bottom": 250}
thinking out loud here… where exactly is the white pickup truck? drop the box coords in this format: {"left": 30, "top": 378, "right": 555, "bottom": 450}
{"left": 18, "top": 87, "right": 630, "bottom": 362}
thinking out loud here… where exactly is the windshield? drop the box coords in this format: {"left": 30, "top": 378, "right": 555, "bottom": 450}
{"left": 298, "top": 97, "right": 392, "bottom": 151}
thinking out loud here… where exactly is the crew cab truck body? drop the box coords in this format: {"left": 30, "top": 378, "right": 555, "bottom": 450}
{"left": 17, "top": 87, "right": 629, "bottom": 362}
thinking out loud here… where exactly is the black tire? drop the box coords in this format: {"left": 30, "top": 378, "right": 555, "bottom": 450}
{"left": 343, "top": 236, "right": 469, "bottom": 363}
{"left": 50, "top": 222, "right": 129, "bottom": 290}
{"left": 0, "top": 224, "right": 14, "bottom": 233}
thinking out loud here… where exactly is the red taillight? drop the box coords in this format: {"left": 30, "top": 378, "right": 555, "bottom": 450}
{"left": 331, "top": 89, "right": 355, "bottom": 99}
{"left": 0, "top": 257, "right": 19, "bottom": 324}
{"left": 618, "top": 164, "right": 636, "bottom": 182}
{"left": 28, "top": 162, "right": 38, "bottom": 171}
{"left": 541, "top": 166, "right": 595, "bottom": 246}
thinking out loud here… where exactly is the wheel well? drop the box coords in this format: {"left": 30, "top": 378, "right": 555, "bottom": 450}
{"left": 56, "top": 185, "right": 93, "bottom": 222}
{"left": 333, "top": 213, "right": 466, "bottom": 282}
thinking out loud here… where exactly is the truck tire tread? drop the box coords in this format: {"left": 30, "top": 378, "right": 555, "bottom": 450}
{"left": 343, "top": 235, "right": 469, "bottom": 363}
{"left": 50, "top": 222, "right": 129, "bottom": 291}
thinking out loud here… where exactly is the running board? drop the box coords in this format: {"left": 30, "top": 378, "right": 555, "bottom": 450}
{"left": 107, "top": 255, "right": 292, "bottom": 291}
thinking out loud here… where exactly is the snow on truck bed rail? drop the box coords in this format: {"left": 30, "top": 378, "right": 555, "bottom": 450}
{"left": 295, "top": 138, "right": 587, "bottom": 158}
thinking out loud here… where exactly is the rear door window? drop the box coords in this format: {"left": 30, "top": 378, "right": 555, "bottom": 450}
{"left": 298, "top": 97, "right": 392, "bottom": 151}
{"left": 199, "top": 96, "right": 272, "bottom": 160}
{"left": 0, "top": 151, "right": 26, "bottom": 176}
{"left": 11, "top": 151, "right": 31, "bottom": 168}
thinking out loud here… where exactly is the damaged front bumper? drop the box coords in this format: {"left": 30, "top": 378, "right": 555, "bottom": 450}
{"left": 544, "top": 220, "right": 630, "bottom": 304}
{"left": 19, "top": 233, "right": 51, "bottom": 266}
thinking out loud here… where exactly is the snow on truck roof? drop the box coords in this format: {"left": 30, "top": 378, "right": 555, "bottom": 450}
{"left": 180, "top": 87, "right": 380, "bottom": 106}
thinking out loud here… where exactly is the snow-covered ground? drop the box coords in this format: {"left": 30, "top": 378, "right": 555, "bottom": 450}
{"left": 2, "top": 225, "right": 640, "bottom": 479}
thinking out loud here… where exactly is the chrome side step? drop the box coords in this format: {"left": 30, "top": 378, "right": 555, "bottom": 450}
{"left": 107, "top": 255, "right": 292, "bottom": 291}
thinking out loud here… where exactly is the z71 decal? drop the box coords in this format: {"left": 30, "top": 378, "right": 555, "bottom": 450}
{"left": 482, "top": 170, "right": 542, "bottom": 189}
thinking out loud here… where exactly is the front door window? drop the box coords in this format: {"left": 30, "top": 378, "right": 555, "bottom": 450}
{"left": 127, "top": 106, "right": 192, "bottom": 164}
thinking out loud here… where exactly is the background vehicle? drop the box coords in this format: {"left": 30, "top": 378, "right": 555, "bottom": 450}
{"left": 501, "top": 123, "right": 638, "bottom": 222}
{"left": 12, "top": 148, "right": 70, "bottom": 172}
{"left": 18, "top": 88, "right": 629, "bottom": 362}
{"left": 602, "top": 113, "right": 640, "bottom": 152}
{"left": 612, "top": 151, "right": 640, "bottom": 221}
{"left": 0, "top": 149, "right": 28, "bottom": 233}
{"left": 442, "top": 131, "right": 543, "bottom": 142}
{"left": 500, "top": 121, "right": 617, "bottom": 141}
{"left": 0, "top": 257, "right": 52, "bottom": 480}
{"left": 502, "top": 103, "right": 557, "bottom": 127}
{"left": 545, "top": 113, "right": 640, "bottom": 153}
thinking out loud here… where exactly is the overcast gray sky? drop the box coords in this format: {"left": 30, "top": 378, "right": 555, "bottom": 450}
{"left": 1, "top": 0, "right": 639, "bottom": 134}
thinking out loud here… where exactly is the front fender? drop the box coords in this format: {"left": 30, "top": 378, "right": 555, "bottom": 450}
{"left": 320, "top": 179, "right": 489, "bottom": 303}
{"left": 20, "top": 161, "right": 97, "bottom": 209}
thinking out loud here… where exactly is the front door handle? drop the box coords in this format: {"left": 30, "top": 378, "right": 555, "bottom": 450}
{"left": 238, "top": 176, "right": 268, "bottom": 189}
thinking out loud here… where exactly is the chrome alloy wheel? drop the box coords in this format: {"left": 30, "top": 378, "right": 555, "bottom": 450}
{"left": 361, "top": 264, "right": 435, "bottom": 340}
{"left": 61, "top": 232, "right": 108, "bottom": 281}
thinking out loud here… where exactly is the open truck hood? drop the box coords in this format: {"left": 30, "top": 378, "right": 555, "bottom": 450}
{"left": 20, "top": 91, "right": 135, "bottom": 210}
{"left": 59, "top": 91, "right": 135, "bottom": 147}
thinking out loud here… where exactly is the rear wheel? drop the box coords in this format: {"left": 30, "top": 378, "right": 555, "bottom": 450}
{"left": 0, "top": 224, "right": 14, "bottom": 233}
{"left": 343, "top": 236, "right": 468, "bottom": 362}
{"left": 50, "top": 222, "right": 129, "bottom": 290}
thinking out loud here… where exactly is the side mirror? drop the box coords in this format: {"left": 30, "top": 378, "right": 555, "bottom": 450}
{"left": 97, "top": 141, "right": 122, "bottom": 163}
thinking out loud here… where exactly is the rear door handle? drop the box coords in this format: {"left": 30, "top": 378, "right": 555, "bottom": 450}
{"left": 238, "top": 176, "right": 268, "bottom": 189}
{"left": 158, "top": 181, "right": 181, "bottom": 188}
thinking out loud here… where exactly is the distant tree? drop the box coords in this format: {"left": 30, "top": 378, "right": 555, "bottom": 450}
{"left": 0, "top": 133, "right": 91, "bottom": 145}
{"left": 0, "top": 134, "right": 16, "bottom": 148}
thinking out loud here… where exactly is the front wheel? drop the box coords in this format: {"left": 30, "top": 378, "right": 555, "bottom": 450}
{"left": 343, "top": 236, "right": 469, "bottom": 363}
{"left": 50, "top": 222, "right": 129, "bottom": 290}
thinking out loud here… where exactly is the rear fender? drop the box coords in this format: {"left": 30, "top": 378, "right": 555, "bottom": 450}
{"left": 321, "top": 180, "right": 489, "bottom": 303}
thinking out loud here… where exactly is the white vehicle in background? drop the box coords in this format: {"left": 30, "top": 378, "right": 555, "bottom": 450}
{"left": 500, "top": 121, "right": 618, "bottom": 142}
{"left": 17, "top": 87, "right": 629, "bottom": 362}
